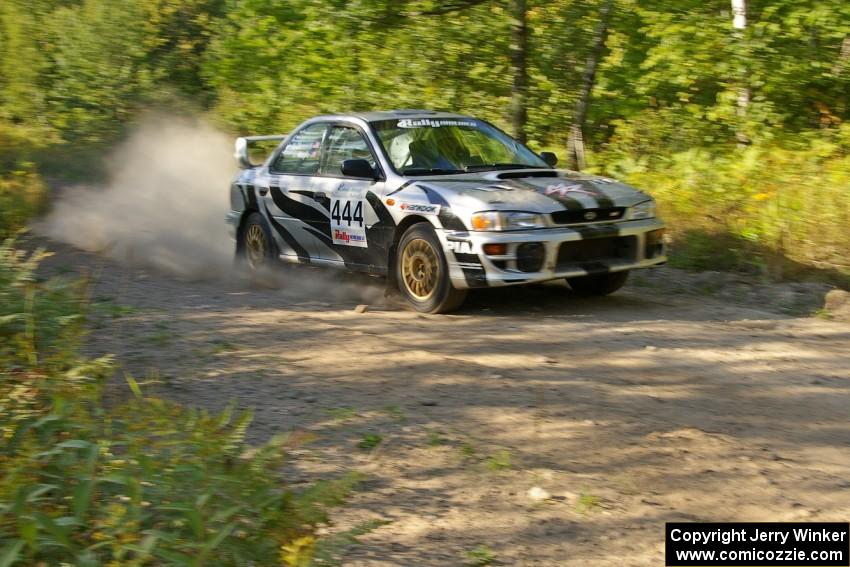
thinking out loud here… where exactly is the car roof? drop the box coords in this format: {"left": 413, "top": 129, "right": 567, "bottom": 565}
{"left": 312, "top": 109, "right": 473, "bottom": 123}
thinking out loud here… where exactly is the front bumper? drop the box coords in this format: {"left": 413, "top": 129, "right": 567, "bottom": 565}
{"left": 440, "top": 218, "right": 667, "bottom": 289}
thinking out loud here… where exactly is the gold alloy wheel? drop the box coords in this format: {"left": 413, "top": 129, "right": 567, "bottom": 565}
{"left": 245, "top": 224, "right": 266, "bottom": 269}
{"left": 401, "top": 238, "right": 440, "bottom": 301}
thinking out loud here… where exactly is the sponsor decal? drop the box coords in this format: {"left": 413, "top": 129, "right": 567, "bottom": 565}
{"left": 447, "top": 240, "right": 474, "bottom": 255}
{"left": 398, "top": 202, "right": 441, "bottom": 215}
{"left": 333, "top": 229, "right": 367, "bottom": 247}
{"left": 397, "top": 119, "right": 477, "bottom": 129}
{"left": 544, "top": 183, "right": 595, "bottom": 197}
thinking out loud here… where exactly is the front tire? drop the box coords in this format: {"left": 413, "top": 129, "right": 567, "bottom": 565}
{"left": 566, "top": 270, "right": 629, "bottom": 296}
{"left": 395, "top": 223, "right": 467, "bottom": 313}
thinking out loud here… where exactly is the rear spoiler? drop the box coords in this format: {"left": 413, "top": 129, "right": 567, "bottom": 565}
{"left": 234, "top": 134, "right": 288, "bottom": 169}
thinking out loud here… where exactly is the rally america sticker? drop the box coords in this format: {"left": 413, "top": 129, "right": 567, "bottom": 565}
{"left": 398, "top": 202, "right": 441, "bottom": 215}
{"left": 333, "top": 228, "right": 367, "bottom": 247}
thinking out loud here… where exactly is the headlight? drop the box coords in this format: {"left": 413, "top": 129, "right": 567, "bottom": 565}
{"left": 471, "top": 211, "right": 546, "bottom": 231}
{"left": 630, "top": 200, "right": 656, "bottom": 220}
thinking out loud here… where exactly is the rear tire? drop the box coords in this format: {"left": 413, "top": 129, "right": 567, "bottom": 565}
{"left": 395, "top": 223, "right": 467, "bottom": 313}
{"left": 566, "top": 270, "right": 629, "bottom": 296}
{"left": 236, "top": 212, "right": 278, "bottom": 277}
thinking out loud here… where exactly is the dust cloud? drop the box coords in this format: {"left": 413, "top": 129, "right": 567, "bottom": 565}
{"left": 39, "top": 115, "right": 235, "bottom": 279}
{"left": 38, "top": 114, "right": 387, "bottom": 305}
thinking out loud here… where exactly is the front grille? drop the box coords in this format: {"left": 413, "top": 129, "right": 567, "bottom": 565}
{"left": 556, "top": 236, "right": 637, "bottom": 271}
{"left": 551, "top": 207, "right": 625, "bottom": 225}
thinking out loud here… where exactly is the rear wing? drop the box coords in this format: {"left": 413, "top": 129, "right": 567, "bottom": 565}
{"left": 234, "top": 134, "right": 288, "bottom": 169}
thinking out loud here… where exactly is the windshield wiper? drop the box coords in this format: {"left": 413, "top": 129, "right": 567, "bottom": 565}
{"left": 401, "top": 167, "right": 465, "bottom": 176}
{"left": 464, "top": 163, "right": 543, "bottom": 172}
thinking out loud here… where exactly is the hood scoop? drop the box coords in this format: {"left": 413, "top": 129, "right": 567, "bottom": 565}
{"left": 496, "top": 170, "right": 558, "bottom": 179}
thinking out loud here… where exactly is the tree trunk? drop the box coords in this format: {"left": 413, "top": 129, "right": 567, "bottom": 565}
{"left": 732, "top": 0, "right": 750, "bottom": 145}
{"left": 833, "top": 35, "right": 850, "bottom": 74}
{"left": 510, "top": 0, "right": 528, "bottom": 143}
{"left": 567, "top": 0, "right": 613, "bottom": 171}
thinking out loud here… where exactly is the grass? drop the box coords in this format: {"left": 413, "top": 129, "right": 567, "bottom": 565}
{"left": 357, "top": 433, "right": 383, "bottom": 450}
{"left": 92, "top": 299, "right": 141, "bottom": 319}
{"left": 426, "top": 430, "right": 450, "bottom": 447}
{"left": 382, "top": 405, "right": 405, "bottom": 421}
{"left": 814, "top": 308, "right": 833, "bottom": 320}
{"left": 210, "top": 338, "right": 240, "bottom": 353}
{"left": 145, "top": 320, "right": 175, "bottom": 346}
{"left": 485, "top": 450, "right": 512, "bottom": 471}
{"left": 577, "top": 492, "right": 601, "bottom": 512}
{"left": 325, "top": 406, "right": 357, "bottom": 422}
{"left": 466, "top": 544, "right": 496, "bottom": 566}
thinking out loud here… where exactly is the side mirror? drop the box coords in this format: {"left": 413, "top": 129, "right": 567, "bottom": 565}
{"left": 539, "top": 152, "right": 558, "bottom": 167}
{"left": 341, "top": 159, "right": 377, "bottom": 179}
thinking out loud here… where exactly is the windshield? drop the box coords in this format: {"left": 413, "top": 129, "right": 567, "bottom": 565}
{"left": 371, "top": 118, "right": 549, "bottom": 175}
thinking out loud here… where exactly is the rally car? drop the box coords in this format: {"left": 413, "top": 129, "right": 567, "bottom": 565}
{"left": 227, "top": 110, "right": 666, "bottom": 313}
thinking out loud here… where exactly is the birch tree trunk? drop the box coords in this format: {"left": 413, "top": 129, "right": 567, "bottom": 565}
{"left": 567, "top": 0, "right": 614, "bottom": 171}
{"left": 510, "top": 0, "right": 529, "bottom": 143}
{"left": 732, "top": 0, "right": 750, "bottom": 145}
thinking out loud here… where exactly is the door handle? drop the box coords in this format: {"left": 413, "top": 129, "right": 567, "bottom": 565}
{"left": 258, "top": 187, "right": 269, "bottom": 196}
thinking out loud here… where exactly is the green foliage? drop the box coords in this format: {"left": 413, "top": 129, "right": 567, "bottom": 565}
{"left": 466, "top": 544, "right": 496, "bottom": 566}
{"left": 357, "top": 434, "right": 383, "bottom": 450}
{"left": 485, "top": 449, "right": 512, "bottom": 471}
{"left": 324, "top": 406, "right": 357, "bottom": 422}
{"left": 0, "top": 124, "right": 49, "bottom": 238}
{"left": 426, "top": 430, "right": 450, "bottom": 447}
{"left": 596, "top": 124, "right": 850, "bottom": 276}
{"left": 0, "top": 242, "right": 359, "bottom": 565}
{"left": 577, "top": 492, "right": 602, "bottom": 512}
{"left": 0, "top": 169, "right": 47, "bottom": 240}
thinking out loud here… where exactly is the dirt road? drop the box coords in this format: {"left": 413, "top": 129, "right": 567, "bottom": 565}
{"left": 38, "top": 238, "right": 850, "bottom": 566}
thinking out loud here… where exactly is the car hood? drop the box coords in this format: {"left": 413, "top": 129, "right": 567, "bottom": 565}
{"left": 408, "top": 169, "right": 651, "bottom": 212}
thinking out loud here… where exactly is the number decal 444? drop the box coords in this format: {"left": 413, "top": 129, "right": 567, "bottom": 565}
{"left": 330, "top": 198, "right": 368, "bottom": 248}
{"left": 331, "top": 200, "right": 364, "bottom": 227}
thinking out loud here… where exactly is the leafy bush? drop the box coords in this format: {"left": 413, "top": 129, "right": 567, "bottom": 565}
{"left": 0, "top": 123, "right": 50, "bottom": 238}
{"left": 0, "top": 168, "right": 47, "bottom": 239}
{"left": 0, "top": 240, "right": 361, "bottom": 566}
{"left": 593, "top": 121, "right": 850, "bottom": 280}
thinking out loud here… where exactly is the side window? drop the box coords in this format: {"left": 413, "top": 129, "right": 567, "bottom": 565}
{"left": 272, "top": 123, "right": 327, "bottom": 174}
{"left": 322, "top": 126, "right": 377, "bottom": 176}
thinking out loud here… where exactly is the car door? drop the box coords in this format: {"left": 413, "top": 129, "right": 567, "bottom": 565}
{"left": 259, "top": 122, "right": 329, "bottom": 261}
{"left": 309, "top": 123, "right": 390, "bottom": 271}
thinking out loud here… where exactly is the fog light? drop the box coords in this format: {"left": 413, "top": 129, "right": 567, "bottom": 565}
{"left": 645, "top": 229, "right": 665, "bottom": 259}
{"left": 483, "top": 243, "right": 507, "bottom": 255}
{"left": 516, "top": 242, "right": 545, "bottom": 272}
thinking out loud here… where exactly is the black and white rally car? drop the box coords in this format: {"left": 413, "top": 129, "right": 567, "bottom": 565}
{"left": 227, "top": 110, "right": 666, "bottom": 313}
